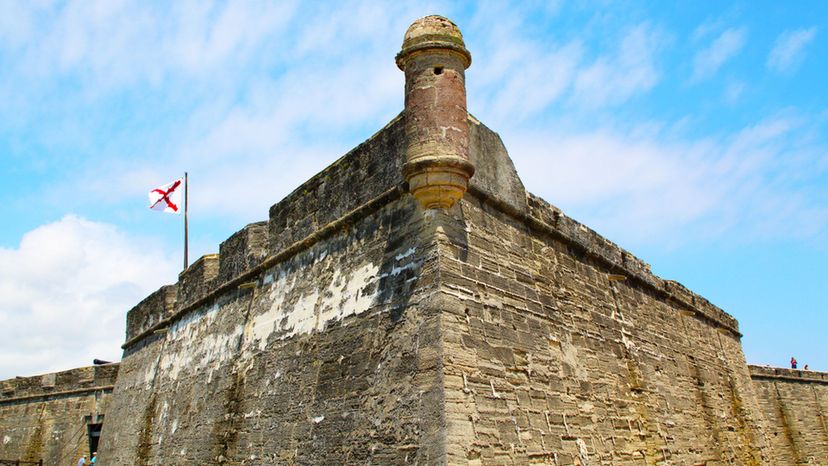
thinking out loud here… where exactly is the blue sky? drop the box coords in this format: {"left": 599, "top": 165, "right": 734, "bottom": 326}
{"left": 0, "top": 1, "right": 825, "bottom": 379}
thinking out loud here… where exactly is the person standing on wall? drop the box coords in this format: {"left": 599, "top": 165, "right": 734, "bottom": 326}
{"left": 791, "top": 356, "right": 798, "bottom": 369}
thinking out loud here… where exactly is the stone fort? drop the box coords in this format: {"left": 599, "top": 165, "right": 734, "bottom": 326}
{"left": 2, "top": 16, "right": 827, "bottom": 466}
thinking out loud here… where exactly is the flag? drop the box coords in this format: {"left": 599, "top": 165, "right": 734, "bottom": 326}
{"left": 148, "top": 178, "right": 183, "bottom": 214}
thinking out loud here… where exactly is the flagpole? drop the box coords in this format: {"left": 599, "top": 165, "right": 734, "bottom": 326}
{"left": 184, "top": 172, "right": 189, "bottom": 271}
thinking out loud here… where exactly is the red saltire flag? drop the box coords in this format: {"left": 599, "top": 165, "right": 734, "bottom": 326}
{"left": 148, "top": 178, "right": 183, "bottom": 214}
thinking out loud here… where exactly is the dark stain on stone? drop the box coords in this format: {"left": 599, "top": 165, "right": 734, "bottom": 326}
{"left": 773, "top": 381, "right": 804, "bottom": 463}
{"left": 136, "top": 394, "right": 157, "bottom": 465}
{"left": 727, "top": 377, "right": 761, "bottom": 465}
{"left": 211, "top": 369, "right": 245, "bottom": 464}
{"left": 688, "top": 356, "right": 726, "bottom": 462}
{"left": 22, "top": 406, "right": 44, "bottom": 462}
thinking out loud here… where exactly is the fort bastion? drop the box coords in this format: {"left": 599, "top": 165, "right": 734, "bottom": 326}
{"left": 2, "top": 15, "right": 827, "bottom": 466}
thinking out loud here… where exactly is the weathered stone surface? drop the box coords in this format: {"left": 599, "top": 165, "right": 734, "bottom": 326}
{"left": 0, "top": 364, "right": 118, "bottom": 464}
{"left": 125, "top": 284, "right": 177, "bottom": 343}
{"left": 268, "top": 115, "right": 406, "bottom": 255}
{"left": 749, "top": 365, "right": 828, "bottom": 465}
{"left": 437, "top": 193, "right": 771, "bottom": 464}
{"left": 218, "top": 221, "right": 268, "bottom": 285}
{"left": 467, "top": 115, "right": 527, "bottom": 215}
{"left": 100, "top": 193, "right": 450, "bottom": 464}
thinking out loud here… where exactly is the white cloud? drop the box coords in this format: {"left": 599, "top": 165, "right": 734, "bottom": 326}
{"left": 10, "top": 1, "right": 298, "bottom": 89}
{"left": 463, "top": 4, "right": 582, "bottom": 123}
{"left": 572, "top": 24, "right": 663, "bottom": 107}
{"left": 692, "top": 27, "right": 747, "bottom": 81}
{"left": 509, "top": 113, "right": 828, "bottom": 248}
{"left": 767, "top": 27, "right": 817, "bottom": 73}
{"left": 467, "top": 16, "right": 665, "bottom": 126}
{"left": 471, "top": 39, "right": 582, "bottom": 122}
{"left": 0, "top": 3, "right": 662, "bottom": 225}
{"left": 7, "top": 1, "right": 419, "bottom": 222}
{"left": 692, "top": 17, "right": 726, "bottom": 42}
{"left": 724, "top": 80, "right": 745, "bottom": 103}
{"left": 0, "top": 216, "right": 178, "bottom": 379}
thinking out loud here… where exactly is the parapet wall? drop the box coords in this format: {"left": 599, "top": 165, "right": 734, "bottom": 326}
{"left": 521, "top": 193, "right": 739, "bottom": 335}
{"left": 268, "top": 115, "right": 407, "bottom": 254}
{"left": 100, "top": 197, "right": 446, "bottom": 464}
{"left": 126, "top": 284, "right": 177, "bottom": 342}
{"left": 749, "top": 365, "right": 828, "bottom": 464}
{"left": 0, "top": 364, "right": 118, "bottom": 464}
{"left": 119, "top": 114, "right": 529, "bottom": 354}
{"left": 121, "top": 116, "right": 410, "bottom": 353}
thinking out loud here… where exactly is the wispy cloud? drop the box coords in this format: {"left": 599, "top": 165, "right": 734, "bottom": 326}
{"left": 4, "top": 1, "right": 298, "bottom": 90}
{"left": 572, "top": 23, "right": 664, "bottom": 107}
{"left": 510, "top": 112, "right": 828, "bottom": 248}
{"left": 767, "top": 27, "right": 818, "bottom": 73}
{"left": 692, "top": 17, "right": 727, "bottom": 42}
{"left": 467, "top": 18, "right": 666, "bottom": 128}
{"left": 464, "top": 3, "right": 582, "bottom": 123}
{"left": 2, "top": 1, "right": 420, "bottom": 222}
{"left": 692, "top": 27, "right": 747, "bottom": 81}
{"left": 0, "top": 216, "right": 178, "bottom": 380}
{"left": 724, "top": 80, "right": 746, "bottom": 103}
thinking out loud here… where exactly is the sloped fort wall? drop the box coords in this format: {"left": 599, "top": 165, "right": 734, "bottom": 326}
{"left": 437, "top": 182, "right": 773, "bottom": 464}
{"left": 749, "top": 365, "right": 828, "bottom": 465}
{"left": 0, "top": 364, "right": 118, "bottom": 464}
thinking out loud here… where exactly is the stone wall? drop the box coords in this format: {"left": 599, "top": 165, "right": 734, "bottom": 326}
{"left": 437, "top": 191, "right": 772, "bottom": 465}
{"left": 749, "top": 365, "right": 828, "bottom": 465}
{"left": 99, "top": 198, "right": 446, "bottom": 465}
{"left": 0, "top": 364, "right": 118, "bottom": 464}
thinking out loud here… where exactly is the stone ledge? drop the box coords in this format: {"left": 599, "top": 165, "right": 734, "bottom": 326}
{"left": 0, "top": 363, "right": 119, "bottom": 401}
{"left": 463, "top": 188, "right": 741, "bottom": 336}
{"left": 748, "top": 364, "right": 828, "bottom": 384}
{"left": 0, "top": 385, "right": 115, "bottom": 405}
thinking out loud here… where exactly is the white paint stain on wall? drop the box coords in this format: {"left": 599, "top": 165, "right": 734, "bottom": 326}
{"left": 157, "top": 303, "right": 243, "bottom": 382}
{"left": 247, "top": 261, "right": 380, "bottom": 352}
{"left": 395, "top": 247, "right": 416, "bottom": 261}
{"left": 143, "top": 359, "right": 159, "bottom": 387}
{"left": 151, "top": 248, "right": 419, "bottom": 381}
